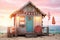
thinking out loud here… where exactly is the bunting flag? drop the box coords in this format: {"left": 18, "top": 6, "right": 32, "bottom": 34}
{"left": 48, "top": 12, "right": 50, "bottom": 20}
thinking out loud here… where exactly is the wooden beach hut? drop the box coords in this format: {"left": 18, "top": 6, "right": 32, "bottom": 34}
{"left": 7, "top": 2, "right": 49, "bottom": 37}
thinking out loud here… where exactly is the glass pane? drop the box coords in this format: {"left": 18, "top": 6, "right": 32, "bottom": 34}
{"left": 20, "top": 22, "right": 25, "bottom": 24}
{"left": 34, "top": 16, "right": 42, "bottom": 26}
{"left": 19, "top": 16, "right": 25, "bottom": 25}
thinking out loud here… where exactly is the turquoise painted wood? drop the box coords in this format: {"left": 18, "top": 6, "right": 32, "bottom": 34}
{"left": 26, "top": 16, "right": 33, "bottom": 32}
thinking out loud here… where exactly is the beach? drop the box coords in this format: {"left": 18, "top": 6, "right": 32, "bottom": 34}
{"left": 0, "top": 33, "right": 60, "bottom": 40}
{"left": 0, "top": 26, "right": 60, "bottom": 40}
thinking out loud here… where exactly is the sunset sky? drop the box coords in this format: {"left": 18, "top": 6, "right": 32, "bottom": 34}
{"left": 0, "top": 0, "right": 60, "bottom": 27}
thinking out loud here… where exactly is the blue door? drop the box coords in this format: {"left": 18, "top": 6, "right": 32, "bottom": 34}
{"left": 26, "top": 16, "right": 33, "bottom": 32}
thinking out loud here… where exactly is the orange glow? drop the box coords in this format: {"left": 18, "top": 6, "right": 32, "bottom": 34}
{"left": 34, "top": 16, "right": 42, "bottom": 26}
{"left": 34, "top": 16, "right": 42, "bottom": 22}
{"left": 20, "top": 16, "right": 25, "bottom": 24}
{"left": 16, "top": 16, "right": 20, "bottom": 21}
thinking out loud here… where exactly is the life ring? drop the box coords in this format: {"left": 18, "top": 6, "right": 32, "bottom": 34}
{"left": 34, "top": 25, "right": 42, "bottom": 33}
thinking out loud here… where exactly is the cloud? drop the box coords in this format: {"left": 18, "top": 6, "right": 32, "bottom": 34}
{"left": 0, "top": 0, "right": 60, "bottom": 9}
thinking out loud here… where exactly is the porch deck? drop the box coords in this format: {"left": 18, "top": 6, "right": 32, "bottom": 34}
{"left": 7, "top": 27, "right": 49, "bottom": 37}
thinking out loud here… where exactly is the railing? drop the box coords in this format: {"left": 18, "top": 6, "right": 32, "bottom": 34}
{"left": 7, "top": 27, "right": 17, "bottom": 37}
{"left": 42, "top": 27, "right": 49, "bottom": 35}
{"left": 7, "top": 27, "right": 49, "bottom": 37}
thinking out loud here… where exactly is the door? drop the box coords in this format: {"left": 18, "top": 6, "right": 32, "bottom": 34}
{"left": 26, "top": 16, "right": 33, "bottom": 32}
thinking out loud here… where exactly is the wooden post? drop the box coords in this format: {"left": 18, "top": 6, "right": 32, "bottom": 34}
{"left": 15, "top": 27, "right": 17, "bottom": 37}
{"left": 47, "top": 27, "right": 49, "bottom": 36}
{"left": 14, "top": 17, "right": 15, "bottom": 26}
{"left": 7, "top": 27, "right": 11, "bottom": 37}
{"left": 14, "top": 17, "right": 17, "bottom": 37}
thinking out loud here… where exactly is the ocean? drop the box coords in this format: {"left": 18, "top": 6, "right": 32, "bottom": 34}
{"left": 49, "top": 25, "right": 60, "bottom": 34}
{"left": 0, "top": 25, "right": 60, "bottom": 34}
{"left": 43, "top": 25, "right": 60, "bottom": 34}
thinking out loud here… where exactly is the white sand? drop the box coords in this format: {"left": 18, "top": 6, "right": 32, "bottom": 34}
{"left": 0, "top": 34, "right": 60, "bottom": 40}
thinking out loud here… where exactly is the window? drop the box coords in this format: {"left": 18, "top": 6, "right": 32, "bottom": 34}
{"left": 34, "top": 16, "right": 42, "bottom": 26}
{"left": 19, "top": 16, "right": 25, "bottom": 27}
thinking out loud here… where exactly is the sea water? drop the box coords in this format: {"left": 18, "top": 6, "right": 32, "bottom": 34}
{"left": 49, "top": 25, "right": 60, "bottom": 34}
{"left": 43, "top": 25, "right": 60, "bottom": 34}
{"left": 0, "top": 25, "right": 60, "bottom": 34}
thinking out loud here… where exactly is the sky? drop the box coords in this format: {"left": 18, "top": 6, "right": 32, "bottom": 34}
{"left": 0, "top": 0, "right": 60, "bottom": 27}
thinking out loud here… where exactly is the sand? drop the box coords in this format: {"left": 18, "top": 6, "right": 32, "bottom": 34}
{"left": 0, "top": 34, "right": 60, "bottom": 40}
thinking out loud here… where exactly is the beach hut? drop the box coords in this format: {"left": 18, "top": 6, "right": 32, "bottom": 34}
{"left": 8, "top": 2, "right": 48, "bottom": 37}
